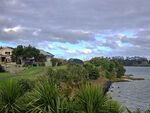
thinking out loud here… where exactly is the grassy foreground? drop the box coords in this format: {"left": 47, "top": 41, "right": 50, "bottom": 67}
{"left": 0, "top": 66, "right": 45, "bottom": 78}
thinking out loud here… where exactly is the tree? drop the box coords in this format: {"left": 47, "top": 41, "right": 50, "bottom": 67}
{"left": 12, "top": 45, "right": 46, "bottom": 64}
{"left": 83, "top": 63, "right": 100, "bottom": 80}
{"left": 12, "top": 45, "right": 24, "bottom": 63}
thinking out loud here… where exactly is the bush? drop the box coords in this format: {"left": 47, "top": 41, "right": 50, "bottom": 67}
{"left": 17, "top": 79, "right": 35, "bottom": 95}
{"left": 51, "top": 58, "right": 66, "bottom": 67}
{"left": 0, "top": 79, "right": 21, "bottom": 113}
{"left": 22, "top": 63, "right": 30, "bottom": 67}
{"left": 0, "top": 64, "right": 5, "bottom": 72}
{"left": 23, "top": 80, "right": 70, "bottom": 113}
{"left": 116, "top": 63, "right": 126, "bottom": 78}
{"left": 67, "top": 63, "right": 88, "bottom": 83}
{"left": 67, "top": 58, "right": 84, "bottom": 64}
{"left": 106, "top": 71, "right": 113, "bottom": 79}
{"left": 90, "top": 57, "right": 110, "bottom": 70}
{"left": 74, "top": 84, "right": 109, "bottom": 113}
{"left": 83, "top": 63, "right": 100, "bottom": 80}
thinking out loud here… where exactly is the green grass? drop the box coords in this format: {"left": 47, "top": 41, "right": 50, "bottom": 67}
{"left": 0, "top": 73, "right": 14, "bottom": 78}
{"left": 18, "top": 66, "right": 45, "bottom": 75}
{"left": 0, "top": 66, "right": 45, "bottom": 78}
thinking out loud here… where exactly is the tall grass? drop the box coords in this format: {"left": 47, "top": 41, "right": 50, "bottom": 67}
{"left": 74, "top": 84, "right": 109, "bottom": 113}
{"left": 24, "top": 80, "right": 70, "bottom": 113}
{"left": 0, "top": 79, "right": 21, "bottom": 113}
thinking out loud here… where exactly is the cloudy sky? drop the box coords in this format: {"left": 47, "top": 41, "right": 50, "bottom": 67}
{"left": 1, "top": 0, "right": 150, "bottom": 59}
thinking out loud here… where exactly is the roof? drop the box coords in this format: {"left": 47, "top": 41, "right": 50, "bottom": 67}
{"left": 40, "top": 50, "right": 54, "bottom": 57}
{"left": 1, "top": 47, "right": 13, "bottom": 50}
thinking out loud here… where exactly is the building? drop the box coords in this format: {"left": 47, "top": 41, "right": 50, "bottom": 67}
{"left": 40, "top": 50, "right": 54, "bottom": 66}
{"left": 0, "top": 47, "right": 13, "bottom": 64}
{"left": 0, "top": 47, "right": 54, "bottom": 66}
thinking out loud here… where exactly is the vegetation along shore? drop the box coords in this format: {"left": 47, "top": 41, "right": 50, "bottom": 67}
{"left": 0, "top": 50, "right": 149, "bottom": 112}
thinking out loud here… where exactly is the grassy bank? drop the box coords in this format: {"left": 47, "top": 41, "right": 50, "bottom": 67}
{"left": 0, "top": 66, "right": 45, "bottom": 78}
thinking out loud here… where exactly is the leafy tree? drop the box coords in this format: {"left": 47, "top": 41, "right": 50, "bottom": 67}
{"left": 12, "top": 45, "right": 46, "bottom": 64}
{"left": 12, "top": 45, "right": 24, "bottom": 63}
{"left": 67, "top": 63, "right": 89, "bottom": 83}
{"left": 116, "top": 63, "right": 126, "bottom": 78}
{"left": 90, "top": 57, "right": 110, "bottom": 70}
{"left": 51, "top": 58, "right": 66, "bottom": 67}
{"left": 83, "top": 63, "right": 100, "bottom": 80}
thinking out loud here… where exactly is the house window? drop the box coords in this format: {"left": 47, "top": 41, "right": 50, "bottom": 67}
{"left": 5, "top": 52, "right": 10, "bottom": 55}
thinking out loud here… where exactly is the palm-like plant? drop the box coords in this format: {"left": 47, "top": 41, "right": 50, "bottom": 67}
{"left": 74, "top": 84, "right": 109, "bottom": 113}
{"left": 0, "top": 79, "right": 21, "bottom": 113}
{"left": 25, "top": 80, "right": 70, "bottom": 113}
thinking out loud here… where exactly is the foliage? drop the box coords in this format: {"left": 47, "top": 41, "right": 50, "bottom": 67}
{"left": 116, "top": 63, "right": 126, "bottom": 78}
{"left": 0, "top": 79, "right": 21, "bottom": 113}
{"left": 12, "top": 45, "right": 46, "bottom": 64}
{"left": 23, "top": 80, "right": 70, "bottom": 113}
{"left": 90, "top": 57, "right": 110, "bottom": 69}
{"left": 67, "top": 63, "right": 88, "bottom": 83}
{"left": 0, "top": 64, "right": 5, "bottom": 72}
{"left": 17, "top": 79, "right": 35, "bottom": 95}
{"left": 51, "top": 58, "right": 66, "bottom": 67}
{"left": 89, "top": 57, "right": 126, "bottom": 78}
{"left": 67, "top": 58, "right": 84, "bottom": 64}
{"left": 83, "top": 63, "right": 100, "bottom": 80}
{"left": 74, "top": 84, "right": 109, "bottom": 113}
{"left": 45, "top": 67, "right": 62, "bottom": 86}
{"left": 106, "top": 71, "right": 113, "bottom": 79}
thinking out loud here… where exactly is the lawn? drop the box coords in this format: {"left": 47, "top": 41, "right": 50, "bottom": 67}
{"left": 0, "top": 66, "right": 45, "bottom": 78}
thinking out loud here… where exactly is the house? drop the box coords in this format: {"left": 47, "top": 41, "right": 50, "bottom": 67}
{"left": 0, "top": 47, "right": 13, "bottom": 65}
{"left": 0, "top": 47, "right": 54, "bottom": 66}
{"left": 40, "top": 50, "right": 54, "bottom": 66}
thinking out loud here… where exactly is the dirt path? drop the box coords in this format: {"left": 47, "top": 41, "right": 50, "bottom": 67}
{"left": 0, "top": 70, "right": 45, "bottom": 80}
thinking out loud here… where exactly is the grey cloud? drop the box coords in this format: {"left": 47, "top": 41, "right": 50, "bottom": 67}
{"left": 1, "top": 0, "right": 150, "bottom": 58}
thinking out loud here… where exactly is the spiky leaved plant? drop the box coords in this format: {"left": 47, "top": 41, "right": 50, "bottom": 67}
{"left": 25, "top": 80, "right": 70, "bottom": 113}
{"left": 0, "top": 79, "right": 21, "bottom": 113}
{"left": 74, "top": 84, "right": 109, "bottom": 113}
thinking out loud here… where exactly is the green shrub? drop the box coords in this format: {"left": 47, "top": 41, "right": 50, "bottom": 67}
{"left": 74, "top": 84, "right": 109, "bottom": 113}
{"left": 67, "top": 63, "right": 88, "bottom": 83}
{"left": 24, "top": 80, "right": 70, "bottom": 113}
{"left": 0, "top": 79, "right": 21, "bottom": 113}
{"left": 51, "top": 58, "right": 66, "bottom": 67}
{"left": 116, "top": 63, "right": 126, "bottom": 78}
{"left": 90, "top": 57, "right": 110, "bottom": 70}
{"left": 106, "top": 71, "right": 113, "bottom": 79}
{"left": 17, "top": 79, "right": 35, "bottom": 95}
{"left": 0, "top": 64, "right": 5, "bottom": 72}
{"left": 83, "top": 63, "right": 100, "bottom": 80}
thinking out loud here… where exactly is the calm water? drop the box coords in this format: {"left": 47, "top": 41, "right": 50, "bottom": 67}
{"left": 109, "top": 66, "right": 150, "bottom": 110}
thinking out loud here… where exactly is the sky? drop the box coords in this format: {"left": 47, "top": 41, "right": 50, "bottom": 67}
{"left": 1, "top": 0, "right": 150, "bottom": 60}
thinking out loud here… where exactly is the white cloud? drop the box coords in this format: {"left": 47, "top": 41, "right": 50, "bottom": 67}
{"left": 66, "top": 50, "right": 77, "bottom": 54}
{"left": 48, "top": 44, "right": 55, "bottom": 49}
{"left": 56, "top": 45, "right": 68, "bottom": 50}
{"left": 3, "top": 26, "right": 23, "bottom": 32}
{"left": 79, "top": 49, "right": 92, "bottom": 54}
